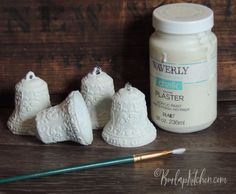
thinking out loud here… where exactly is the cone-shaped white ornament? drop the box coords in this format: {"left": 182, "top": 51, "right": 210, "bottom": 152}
{"left": 81, "top": 67, "right": 115, "bottom": 129}
{"left": 7, "top": 71, "right": 51, "bottom": 135}
{"left": 35, "top": 90, "right": 93, "bottom": 145}
{"left": 102, "top": 83, "right": 157, "bottom": 147}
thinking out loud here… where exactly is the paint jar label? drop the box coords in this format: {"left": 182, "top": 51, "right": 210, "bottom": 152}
{"left": 150, "top": 56, "right": 217, "bottom": 132}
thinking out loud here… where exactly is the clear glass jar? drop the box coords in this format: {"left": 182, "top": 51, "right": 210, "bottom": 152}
{"left": 150, "top": 3, "right": 217, "bottom": 133}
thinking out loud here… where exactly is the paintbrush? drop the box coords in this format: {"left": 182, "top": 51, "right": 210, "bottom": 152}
{"left": 0, "top": 148, "right": 186, "bottom": 184}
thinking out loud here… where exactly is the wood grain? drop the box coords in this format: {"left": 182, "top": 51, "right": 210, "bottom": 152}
{"left": 0, "top": 1, "right": 235, "bottom": 193}
{"left": 0, "top": 0, "right": 235, "bottom": 106}
{"left": 0, "top": 101, "right": 235, "bottom": 193}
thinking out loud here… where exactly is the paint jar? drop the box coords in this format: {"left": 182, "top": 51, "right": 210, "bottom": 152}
{"left": 150, "top": 3, "right": 217, "bottom": 133}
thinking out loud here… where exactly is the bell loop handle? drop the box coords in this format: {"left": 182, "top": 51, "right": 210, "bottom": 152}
{"left": 26, "top": 71, "right": 36, "bottom": 80}
{"left": 125, "top": 82, "right": 132, "bottom": 91}
{"left": 92, "top": 66, "right": 102, "bottom": 75}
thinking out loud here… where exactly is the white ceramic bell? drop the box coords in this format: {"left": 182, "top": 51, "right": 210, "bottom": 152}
{"left": 7, "top": 71, "right": 51, "bottom": 135}
{"left": 81, "top": 67, "right": 115, "bottom": 129}
{"left": 35, "top": 90, "right": 93, "bottom": 145}
{"left": 102, "top": 83, "right": 157, "bottom": 147}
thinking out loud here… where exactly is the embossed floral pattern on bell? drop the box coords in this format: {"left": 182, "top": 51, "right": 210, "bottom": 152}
{"left": 102, "top": 83, "right": 157, "bottom": 147}
{"left": 7, "top": 71, "right": 51, "bottom": 135}
{"left": 81, "top": 67, "right": 115, "bottom": 129}
{"left": 35, "top": 90, "right": 93, "bottom": 145}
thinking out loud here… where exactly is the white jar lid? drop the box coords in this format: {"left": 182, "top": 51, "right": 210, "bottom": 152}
{"left": 152, "top": 3, "right": 214, "bottom": 34}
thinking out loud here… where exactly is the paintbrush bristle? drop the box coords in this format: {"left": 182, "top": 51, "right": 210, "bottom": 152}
{"left": 172, "top": 148, "right": 186, "bottom": 154}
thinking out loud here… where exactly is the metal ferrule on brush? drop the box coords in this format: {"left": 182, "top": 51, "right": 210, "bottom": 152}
{"left": 133, "top": 150, "right": 172, "bottom": 162}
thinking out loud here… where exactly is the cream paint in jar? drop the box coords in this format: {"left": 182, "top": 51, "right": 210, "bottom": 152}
{"left": 150, "top": 3, "right": 217, "bottom": 133}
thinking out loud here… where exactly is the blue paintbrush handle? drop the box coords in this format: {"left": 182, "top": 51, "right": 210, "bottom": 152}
{"left": 0, "top": 156, "right": 134, "bottom": 184}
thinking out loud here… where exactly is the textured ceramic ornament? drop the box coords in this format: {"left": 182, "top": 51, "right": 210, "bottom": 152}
{"left": 7, "top": 71, "right": 51, "bottom": 135}
{"left": 102, "top": 83, "right": 157, "bottom": 147}
{"left": 35, "top": 90, "right": 93, "bottom": 145}
{"left": 81, "top": 67, "right": 115, "bottom": 129}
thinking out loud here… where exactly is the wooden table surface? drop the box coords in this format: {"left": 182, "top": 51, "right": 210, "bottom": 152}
{"left": 0, "top": 101, "right": 235, "bottom": 194}
{"left": 0, "top": 0, "right": 235, "bottom": 193}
